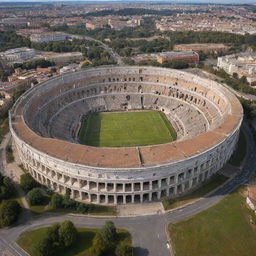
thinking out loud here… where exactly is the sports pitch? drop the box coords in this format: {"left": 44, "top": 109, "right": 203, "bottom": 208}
{"left": 78, "top": 111, "right": 177, "bottom": 147}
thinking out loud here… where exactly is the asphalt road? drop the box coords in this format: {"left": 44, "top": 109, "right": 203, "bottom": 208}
{"left": 0, "top": 122, "right": 254, "bottom": 256}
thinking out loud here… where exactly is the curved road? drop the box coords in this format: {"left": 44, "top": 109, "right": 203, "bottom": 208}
{"left": 0, "top": 122, "right": 254, "bottom": 256}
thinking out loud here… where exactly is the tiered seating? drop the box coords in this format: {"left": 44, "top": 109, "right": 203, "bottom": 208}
{"left": 22, "top": 67, "right": 227, "bottom": 145}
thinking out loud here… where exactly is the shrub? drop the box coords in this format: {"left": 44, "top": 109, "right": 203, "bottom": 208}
{"left": 115, "top": 243, "right": 133, "bottom": 256}
{"left": 20, "top": 173, "right": 39, "bottom": 192}
{"left": 76, "top": 203, "right": 89, "bottom": 214}
{"left": 49, "top": 193, "right": 63, "bottom": 209}
{"left": 6, "top": 144, "right": 14, "bottom": 163}
{"left": 0, "top": 200, "right": 21, "bottom": 227}
{"left": 27, "top": 188, "right": 44, "bottom": 206}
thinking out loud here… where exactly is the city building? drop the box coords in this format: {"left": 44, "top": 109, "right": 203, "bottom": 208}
{"left": 85, "top": 21, "right": 106, "bottom": 30}
{"left": 0, "top": 47, "right": 39, "bottom": 65}
{"left": 217, "top": 53, "right": 256, "bottom": 84}
{"left": 30, "top": 32, "right": 67, "bottom": 43}
{"left": 0, "top": 18, "right": 28, "bottom": 28}
{"left": 59, "top": 63, "right": 80, "bottom": 73}
{"left": 156, "top": 51, "right": 199, "bottom": 64}
{"left": 173, "top": 43, "right": 229, "bottom": 55}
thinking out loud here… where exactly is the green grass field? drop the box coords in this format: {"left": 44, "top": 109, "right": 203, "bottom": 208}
{"left": 169, "top": 189, "right": 256, "bottom": 256}
{"left": 17, "top": 227, "right": 131, "bottom": 256}
{"left": 78, "top": 111, "right": 177, "bottom": 147}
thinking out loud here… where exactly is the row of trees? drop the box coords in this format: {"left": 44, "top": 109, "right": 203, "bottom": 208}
{"left": 108, "top": 32, "right": 256, "bottom": 57}
{"left": 33, "top": 220, "right": 132, "bottom": 256}
{"left": 84, "top": 7, "right": 197, "bottom": 17}
{"left": 31, "top": 39, "right": 93, "bottom": 54}
{"left": 13, "top": 59, "right": 55, "bottom": 70}
{"left": 34, "top": 220, "right": 77, "bottom": 256}
{"left": 48, "top": 189, "right": 110, "bottom": 214}
{"left": 20, "top": 172, "right": 112, "bottom": 214}
{"left": 128, "top": 59, "right": 191, "bottom": 70}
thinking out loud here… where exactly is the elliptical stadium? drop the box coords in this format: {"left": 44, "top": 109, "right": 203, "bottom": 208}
{"left": 10, "top": 66, "right": 243, "bottom": 205}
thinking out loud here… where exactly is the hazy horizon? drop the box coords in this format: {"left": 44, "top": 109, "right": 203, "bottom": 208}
{"left": 0, "top": 0, "right": 255, "bottom": 4}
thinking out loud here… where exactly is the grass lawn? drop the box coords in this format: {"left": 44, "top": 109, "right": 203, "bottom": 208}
{"left": 17, "top": 227, "right": 131, "bottom": 256}
{"left": 162, "top": 174, "right": 228, "bottom": 210}
{"left": 29, "top": 194, "right": 51, "bottom": 214}
{"left": 169, "top": 189, "right": 256, "bottom": 256}
{"left": 229, "top": 130, "right": 247, "bottom": 167}
{"left": 78, "top": 110, "right": 177, "bottom": 147}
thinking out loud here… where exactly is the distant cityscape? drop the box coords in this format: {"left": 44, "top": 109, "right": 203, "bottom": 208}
{"left": 0, "top": 2, "right": 256, "bottom": 256}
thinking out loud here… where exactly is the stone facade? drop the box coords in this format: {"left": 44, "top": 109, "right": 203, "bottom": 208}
{"left": 10, "top": 66, "right": 243, "bottom": 205}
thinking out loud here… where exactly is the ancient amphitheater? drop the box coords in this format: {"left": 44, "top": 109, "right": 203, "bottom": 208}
{"left": 10, "top": 66, "right": 243, "bottom": 205}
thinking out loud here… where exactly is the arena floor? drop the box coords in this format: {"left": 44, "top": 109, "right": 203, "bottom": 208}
{"left": 78, "top": 111, "right": 177, "bottom": 147}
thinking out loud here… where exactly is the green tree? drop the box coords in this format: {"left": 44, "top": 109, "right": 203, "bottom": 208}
{"left": 58, "top": 220, "right": 77, "bottom": 247}
{"left": 20, "top": 173, "right": 39, "bottom": 192}
{"left": 0, "top": 176, "right": 14, "bottom": 200}
{"left": 49, "top": 193, "right": 63, "bottom": 209}
{"left": 89, "top": 232, "right": 107, "bottom": 256}
{"left": 0, "top": 200, "right": 21, "bottom": 227}
{"left": 101, "top": 221, "right": 117, "bottom": 243}
{"left": 115, "top": 243, "right": 133, "bottom": 256}
{"left": 47, "top": 223, "right": 61, "bottom": 249}
{"left": 27, "top": 188, "right": 44, "bottom": 206}
{"left": 35, "top": 235, "right": 55, "bottom": 256}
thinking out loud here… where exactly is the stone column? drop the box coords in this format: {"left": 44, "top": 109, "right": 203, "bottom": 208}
{"left": 174, "top": 186, "right": 177, "bottom": 195}
{"left": 158, "top": 179, "right": 161, "bottom": 189}
{"left": 149, "top": 193, "right": 152, "bottom": 201}
{"left": 157, "top": 191, "right": 161, "bottom": 200}
{"left": 149, "top": 181, "right": 153, "bottom": 190}
{"left": 70, "top": 189, "right": 75, "bottom": 199}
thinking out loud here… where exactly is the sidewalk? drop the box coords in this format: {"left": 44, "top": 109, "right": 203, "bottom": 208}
{"left": 117, "top": 201, "right": 164, "bottom": 217}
